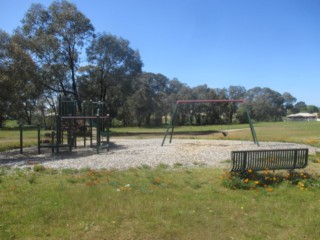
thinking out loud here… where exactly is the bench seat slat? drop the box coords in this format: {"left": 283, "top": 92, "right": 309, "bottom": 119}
{"left": 231, "top": 148, "right": 308, "bottom": 172}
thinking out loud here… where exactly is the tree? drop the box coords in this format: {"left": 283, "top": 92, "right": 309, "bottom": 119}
{"left": 282, "top": 92, "right": 297, "bottom": 114}
{"left": 20, "top": 0, "right": 94, "bottom": 112}
{"left": 227, "top": 86, "right": 246, "bottom": 123}
{"left": 294, "top": 101, "right": 307, "bottom": 113}
{"left": 0, "top": 30, "right": 11, "bottom": 127}
{"left": 306, "top": 105, "right": 319, "bottom": 113}
{"left": 245, "top": 87, "right": 285, "bottom": 121}
{"left": 82, "top": 33, "right": 143, "bottom": 119}
{"left": 129, "top": 73, "right": 169, "bottom": 126}
{"left": 0, "top": 30, "right": 41, "bottom": 125}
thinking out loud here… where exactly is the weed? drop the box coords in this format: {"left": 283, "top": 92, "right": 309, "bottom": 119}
{"left": 28, "top": 173, "right": 37, "bottom": 184}
{"left": 157, "top": 163, "right": 169, "bottom": 170}
{"left": 173, "top": 162, "right": 183, "bottom": 168}
{"left": 33, "top": 164, "right": 46, "bottom": 172}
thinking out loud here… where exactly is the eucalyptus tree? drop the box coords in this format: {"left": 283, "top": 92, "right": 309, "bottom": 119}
{"left": 227, "top": 86, "right": 247, "bottom": 123}
{"left": 245, "top": 87, "right": 285, "bottom": 121}
{"left": 0, "top": 30, "right": 40, "bottom": 125}
{"left": 191, "top": 85, "right": 211, "bottom": 125}
{"left": 306, "top": 105, "right": 319, "bottom": 113}
{"left": 294, "top": 101, "right": 307, "bottom": 113}
{"left": 174, "top": 84, "right": 193, "bottom": 125}
{"left": 82, "top": 33, "right": 143, "bottom": 118}
{"left": 128, "top": 72, "right": 169, "bottom": 126}
{"left": 20, "top": 0, "right": 94, "bottom": 112}
{"left": 0, "top": 30, "right": 11, "bottom": 127}
{"left": 282, "top": 92, "right": 297, "bottom": 114}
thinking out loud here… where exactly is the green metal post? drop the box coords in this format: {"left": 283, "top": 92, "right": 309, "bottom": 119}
{"left": 245, "top": 105, "right": 259, "bottom": 146}
{"left": 162, "top": 104, "right": 178, "bottom": 146}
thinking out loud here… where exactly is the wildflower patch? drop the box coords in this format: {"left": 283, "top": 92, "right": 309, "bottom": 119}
{"left": 222, "top": 170, "right": 320, "bottom": 191}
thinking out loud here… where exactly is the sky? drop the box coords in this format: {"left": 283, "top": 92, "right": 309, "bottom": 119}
{"left": 0, "top": 0, "right": 320, "bottom": 106}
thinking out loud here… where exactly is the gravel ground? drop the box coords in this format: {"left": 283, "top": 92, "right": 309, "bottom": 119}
{"left": 1, "top": 138, "right": 319, "bottom": 170}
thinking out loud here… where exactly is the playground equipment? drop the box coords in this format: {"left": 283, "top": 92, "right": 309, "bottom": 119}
{"left": 56, "top": 96, "right": 110, "bottom": 153}
{"left": 161, "top": 99, "right": 259, "bottom": 146}
{"left": 19, "top": 96, "right": 110, "bottom": 154}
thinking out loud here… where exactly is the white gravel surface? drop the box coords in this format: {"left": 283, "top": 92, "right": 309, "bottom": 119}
{"left": 1, "top": 138, "right": 319, "bottom": 170}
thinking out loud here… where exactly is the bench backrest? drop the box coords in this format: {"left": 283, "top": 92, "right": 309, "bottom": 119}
{"left": 231, "top": 148, "right": 308, "bottom": 172}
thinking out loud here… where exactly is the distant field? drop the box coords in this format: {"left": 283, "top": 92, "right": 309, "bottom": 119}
{"left": 111, "top": 121, "right": 320, "bottom": 147}
{"left": 0, "top": 121, "right": 320, "bottom": 151}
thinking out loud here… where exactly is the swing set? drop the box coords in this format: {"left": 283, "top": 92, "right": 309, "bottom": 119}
{"left": 161, "top": 99, "right": 259, "bottom": 146}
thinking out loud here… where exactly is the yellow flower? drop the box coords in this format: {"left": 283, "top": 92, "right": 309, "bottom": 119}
{"left": 266, "top": 187, "right": 273, "bottom": 192}
{"left": 153, "top": 177, "right": 161, "bottom": 185}
{"left": 248, "top": 169, "right": 253, "bottom": 173}
{"left": 254, "top": 181, "right": 259, "bottom": 185}
{"left": 244, "top": 179, "right": 249, "bottom": 183}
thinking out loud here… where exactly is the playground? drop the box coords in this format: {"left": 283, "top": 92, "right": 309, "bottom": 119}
{"left": 1, "top": 98, "right": 320, "bottom": 171}
{"left": 1, "top": 138, "right": 319, "bottom": 170}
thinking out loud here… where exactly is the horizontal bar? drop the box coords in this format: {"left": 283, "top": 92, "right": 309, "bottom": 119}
{"left": 60, "top": 116, "right": 109, "bottom": 119}
{"left": 176, "top": 99, "right": 245, "bottom": 104}
{"left": 232, "top": 148, "right": 308, "bottom": 154}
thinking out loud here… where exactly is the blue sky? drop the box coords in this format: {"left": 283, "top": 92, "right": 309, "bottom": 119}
{"left": 1, "top": 0, "right": 319, "bottom": 106}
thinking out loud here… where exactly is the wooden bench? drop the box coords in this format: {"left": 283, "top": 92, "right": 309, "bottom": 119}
{"left": 230, "top": 148, "right": 308, "bottom": 172}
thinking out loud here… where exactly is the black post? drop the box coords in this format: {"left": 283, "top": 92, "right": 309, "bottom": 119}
{"left": 106, "top": 114, "right": 110, "bottom": 151}
{"left": 96, "top": 110, "right": 100, "bottom": 154}
{"left": 68, "top": 120, "right": 72, "bottom": 151}
{"left": 56, "top": 116, "right": 60, "bottom": 153}
{"left": 19, "top": 124, "right": 23, "bottom": 154}
{"left": 37, "top": 124, "right": 41, "bottom": 154}
{"left": 51, "top": 130, "right": 55, "bottom": 153}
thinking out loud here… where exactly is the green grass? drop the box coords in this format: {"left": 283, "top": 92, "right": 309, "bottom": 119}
{"left": 0, "top": 130, "right": 38, "bottom": 152}
{"left": 1, "top": 121, "right": 320, "bottom": 151}
{"left": 0, "top": 166, "right": 320, "bottom": 239}
{"left": 111, "top": 121, "right": 320, "bottom": 147}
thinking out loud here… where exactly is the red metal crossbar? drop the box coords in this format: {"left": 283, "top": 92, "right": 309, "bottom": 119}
{"left": 176, "top": 99, "right": 245, "bottom": 104}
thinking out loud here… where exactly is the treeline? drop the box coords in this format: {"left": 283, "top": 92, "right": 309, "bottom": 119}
{"left": 0, "top": 0, "right": 318, "bottom": 128}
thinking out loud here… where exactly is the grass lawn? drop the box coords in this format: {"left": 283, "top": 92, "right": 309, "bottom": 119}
{"left": 1, "top": 121, "right": 320, "bottom": 151}
{"left": 111, "top": 121, "right": 320, "bottom": 148}
{"left": 1, "top": 165, "right": 320, "bottom": 240}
